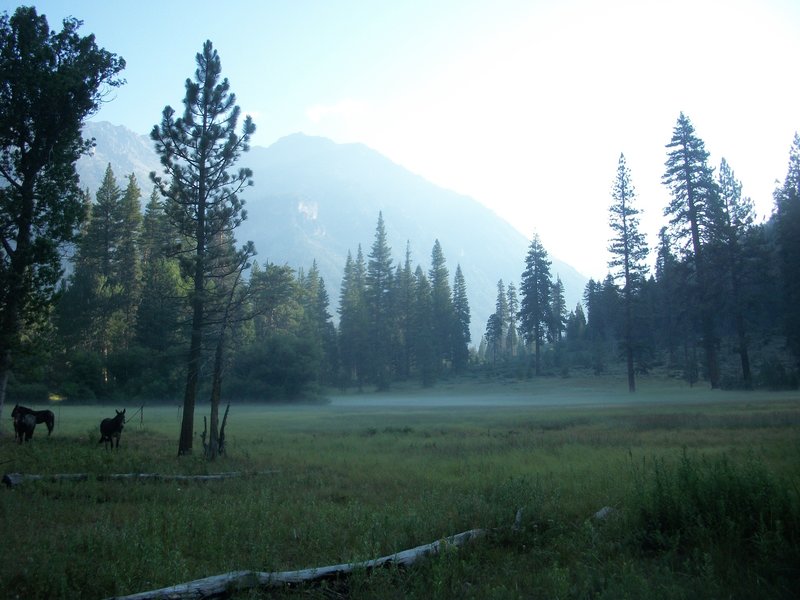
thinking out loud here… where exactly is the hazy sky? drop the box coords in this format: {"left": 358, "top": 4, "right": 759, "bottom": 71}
{"left": 10, "top": 0, "right": 800, "bottom": 278}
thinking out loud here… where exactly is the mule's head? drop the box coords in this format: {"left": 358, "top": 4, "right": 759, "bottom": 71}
{"left": 116, "top": 408, "right": 126, "bottom": 423}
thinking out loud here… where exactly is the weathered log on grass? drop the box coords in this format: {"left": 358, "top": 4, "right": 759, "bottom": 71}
{"left": 108, "top": 528, "right": 487, "bottom": 600}
{"left": 2, "top": 471, "right": 279, "bottom": 488}
{"left": 2, "top": 472, "right": 88, "bottom": 487}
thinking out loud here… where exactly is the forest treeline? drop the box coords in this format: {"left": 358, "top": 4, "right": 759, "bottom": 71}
{"left": 11, "top": 117, "right": 800, "bottom": 404}
{"left": 3, "top": 8, "right": 800, "bottom": 415}
{"left": 484, "top": 118, "right": 800, "bottom": 392}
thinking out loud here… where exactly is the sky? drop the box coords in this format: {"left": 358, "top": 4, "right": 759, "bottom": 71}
{"left": 7, "top": 0, "right": 800, "bottom": 279}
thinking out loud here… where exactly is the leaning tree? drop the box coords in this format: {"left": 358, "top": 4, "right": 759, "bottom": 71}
{"left": 0, "top": 7, "right": 124, "bottom": 426}
{"left": 151, "top": 40, "right": 255, "bottom": 456}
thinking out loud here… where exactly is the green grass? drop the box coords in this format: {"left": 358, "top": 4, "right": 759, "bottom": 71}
{"left": 1, "top": 379, "right": 799, "bottom": 598}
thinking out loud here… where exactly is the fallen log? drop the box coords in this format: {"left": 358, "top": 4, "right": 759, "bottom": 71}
{"left": 2, "top": 472, "right": 88, "bottom": 487}
{"left": 108, "top": 528, "right": 487, "bottom": 600}
{"left": 2, "top": 470, "right": 279, "bottom": 488}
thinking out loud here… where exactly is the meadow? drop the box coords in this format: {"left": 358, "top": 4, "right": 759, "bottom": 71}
{"left": 1, "top": 376, "right": 799, "bottom": 599}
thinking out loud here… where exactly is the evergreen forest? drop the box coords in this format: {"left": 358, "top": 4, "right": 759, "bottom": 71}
{"left": 2, "top": 7, "right": 800, "bottom": 413}
{"left": 8, "top": 119, "right": 800, "bottom": 405}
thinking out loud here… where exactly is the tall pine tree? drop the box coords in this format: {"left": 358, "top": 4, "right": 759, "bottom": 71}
{"left": 774, "top": 133, "right": 800, "bottom": 367}
{"left": 151, "top": 40, "right": 255, "bottom": 455}
{"left": 663, "top": 113, "right": 722, "bottom": 388}
{"left": 519, "top": 234, "right": 552, "bottom": 376}
{"left": 365, "top": 213, "right": 394, "bottom": 389}
{"left": 608, "top": 153, "right": 648, "bottom": 392}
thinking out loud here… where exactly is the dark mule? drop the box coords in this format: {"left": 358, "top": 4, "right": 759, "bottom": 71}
{"left": 11, "top": 404, "right": 55, "bottom": 436}
{"left": 13, "top": 413, "right": 37, "bottom": 444}
{"left": 99, "top": 409, "right": 126, "bottom": 450}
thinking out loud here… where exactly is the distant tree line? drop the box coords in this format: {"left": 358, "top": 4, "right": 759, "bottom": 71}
{"left": 480, "top": 114, "right": 800, "bottom": 392}
{"left": 12, "top": 178, "right": 472, "bottom": 402}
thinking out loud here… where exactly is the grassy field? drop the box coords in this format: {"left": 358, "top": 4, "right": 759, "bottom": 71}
{"left": 1, "top": 376, "right": 799, "bottom": 598}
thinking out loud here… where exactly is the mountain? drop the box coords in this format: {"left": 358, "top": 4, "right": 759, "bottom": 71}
{"left": 77, "top": 122, "right": 588, "bottom": 343}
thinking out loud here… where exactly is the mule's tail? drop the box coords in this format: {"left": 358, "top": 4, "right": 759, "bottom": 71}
{"left": 46, "top": 416, "right": 54, "bottom": 436}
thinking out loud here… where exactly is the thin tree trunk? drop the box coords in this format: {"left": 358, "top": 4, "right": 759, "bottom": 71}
{"left": 208, "top": 334, "right": 224, "bottom": 459}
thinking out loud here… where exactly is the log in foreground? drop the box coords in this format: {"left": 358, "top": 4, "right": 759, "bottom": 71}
{"left": 2, "top": 471, "right": 279, "bottom": 487}
{"left": 108, "top": 528, "right": 487, "bottom": 600}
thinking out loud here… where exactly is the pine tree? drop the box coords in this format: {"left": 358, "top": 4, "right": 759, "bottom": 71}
{"left": 429, "top": 239, "right": 454, "bottom": 375}
{"left": 452, "top": 264, "right": 471, "bottom": 371}
{"left": 365, "top": 213, "right": 394, "bottom": 389}
{"left": 115, "top": 174, "right": 143, "bottom": 349}
{"left": 549, "top": 276, "right": 567, "bottom": 344}
{"left": 608, "top": 153, "right": 649, "bottom": 392}
{"left": 716, "top": 158, "right": 756, "bottom": 386}
{"left": 412, "top": 265, "right": 435, "bottom": 385}
{"left": 393, "top": 243, "right": 415, "bottom": 379}
{"left": 774, "top": 133, "right": 800, "bottom": 366}
{"left": 505, "top": 282, "right": 520, "bottom": 358}
{"left": 61, "top": 164, "right": 124, "bottom": 379}
{"left": 519, "top": 234, "right": 552, "bottom": 376}
{"left": 338, "top": 247, "right": 368, "bottom": 388}
{"left": 151, "top": 40, "right": 255, "bottom": 455}
{"left": 487, "top": 280, "right": 508, "bottom": 364}
{"left": 662, "top": 113, "right": 722, "bottom": 388}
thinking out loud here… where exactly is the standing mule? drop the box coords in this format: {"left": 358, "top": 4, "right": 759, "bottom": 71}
{"left": 99, "top": 409, "right": 126, "bottom": 450}
{"left": 13, "top": 412, "right": 37, "bottom": 443}
{"left": 11, "top": 404, "right": 55, "bottom": 437}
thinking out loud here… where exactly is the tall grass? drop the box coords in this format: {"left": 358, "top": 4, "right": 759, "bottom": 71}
{"left": 1, "top": 392, "right": 799, "bottom": 598}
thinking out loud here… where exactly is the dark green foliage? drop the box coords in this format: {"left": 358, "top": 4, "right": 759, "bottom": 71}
{"left": 519, "top": 234, "right": 552, "bottom": 376}
{"left": 774, "top": 134, "right": 800, "bottom": 366}
{"left": 151, "top": 39, "right": 254, "bottom": 454}
{"left": 365, "top": 213, "right": 394, "bottom": 389}
{"left": 630, "top": 451, "right": 800, "bottom": 591}
{"left": 428, "top": 239, "right": 454, "bottom": 376}
{"left": 662, "top": 113, "right": 722, "bottom": 388}
{"left": 0, "top": 6, "right": 124, "bottom": 416}
{"left": 608, "top": 153, "right": 649, "bottom": 391}
{"left": 228, "top": 330, "right": 321, "bottom": 400}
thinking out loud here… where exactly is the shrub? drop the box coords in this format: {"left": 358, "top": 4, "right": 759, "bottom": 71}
{"left": 628, "top": 451, "right": 800, "bottom": 591}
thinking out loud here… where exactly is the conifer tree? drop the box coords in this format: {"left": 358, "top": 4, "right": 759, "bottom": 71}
{"left": 62, "top": 165, "right": 124, "bottom": 370}
{"left": 393, "top": 243, "right": 415, "bottom": 379}
{"left": 116, "top": 174, "right": 143, "bottom": 348}
{"left": 774, "top": 133, "right": 800, "bottom": 366}
{"left": 487, "top": 279, "right": 508, "bottom": 363}
{"left": 608, "top": 153, "right": 648, "bottom": 391}
{"left": 549, "top": 276, "right": 567, "bottom": 344}
{"left": 338, "top": 247, "right": 367, "bottom": 388}
{"left": 365, "top": 213, "right": 394, "bottom": 389}
{"left": 662, "top": 113, "right": 722, "bottom": 388}
{"left": 716, "top": 158, "right": 755, "bottom": 386}
{"left": 151, "top": 40, "right": 255, "bottom": 455}
{"left": 519, "top": 233, "right": 552, "bottom": 376}
{"left": 412, "top": 265, "right": 435, "bottom": 385}
{"left": 429, "top": 239, "right": 454, "bottom": 375}
{"left": 505, "top": 281, "right": 520, "bottom": 358}
{"left": 452, "top": 264, "right": 471, "bottom": 371}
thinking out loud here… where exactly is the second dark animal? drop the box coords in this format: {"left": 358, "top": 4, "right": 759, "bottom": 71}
{"left": 99, "top": 409, "right": 126, "bottom": 450}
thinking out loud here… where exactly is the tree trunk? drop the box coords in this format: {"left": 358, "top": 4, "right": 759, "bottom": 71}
{"left": 207, "top": 335, "right": 224, "bottom": 459}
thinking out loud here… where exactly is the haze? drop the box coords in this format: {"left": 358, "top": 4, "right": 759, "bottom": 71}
{"left": 19, "top": 0, "right": 800, "bottom": 277}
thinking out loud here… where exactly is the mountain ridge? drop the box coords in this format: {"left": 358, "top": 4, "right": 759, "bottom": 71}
{"left": 77, "top": 122, "right": 588, "bottom": 343}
